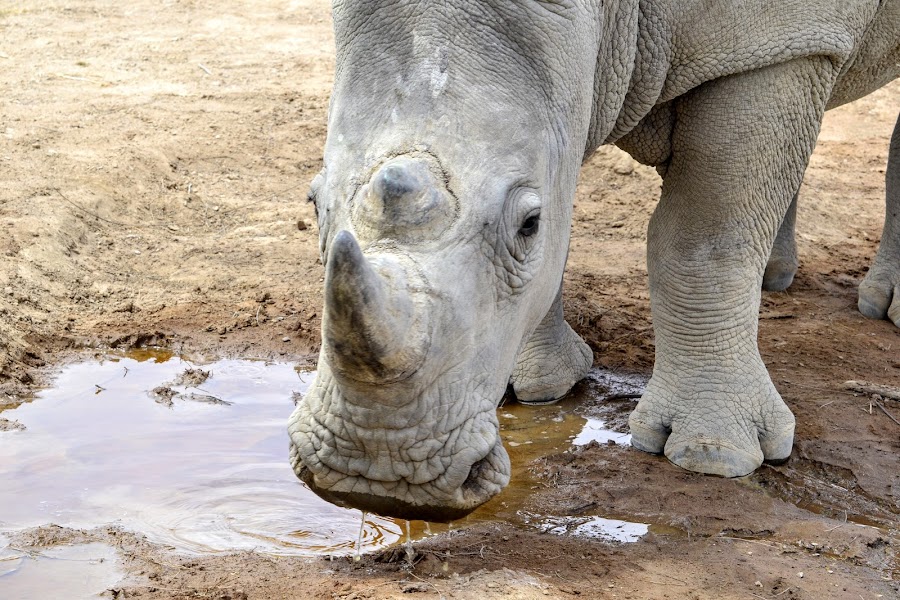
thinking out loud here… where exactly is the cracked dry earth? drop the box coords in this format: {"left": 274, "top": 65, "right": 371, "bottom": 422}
{"left": 0, "top": 1, "right": 898, "bottom": 599}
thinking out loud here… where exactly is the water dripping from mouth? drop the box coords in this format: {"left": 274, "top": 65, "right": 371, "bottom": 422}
{"left": 404, "top": 520, "right": 414, "bottom": 565}
{"left": 354, "top": 510, "right": 367, "bottom": 562}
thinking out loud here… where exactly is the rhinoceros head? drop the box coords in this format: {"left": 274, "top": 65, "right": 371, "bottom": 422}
{"left": 288, "top": 1, "right": 601, "bottom": 521}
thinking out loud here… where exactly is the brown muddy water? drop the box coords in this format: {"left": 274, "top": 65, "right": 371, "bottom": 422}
{"left": 0, "top": 351, "right": 647, "bottom": 598}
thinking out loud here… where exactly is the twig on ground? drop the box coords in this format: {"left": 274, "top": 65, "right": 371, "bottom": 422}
{"left": 842, "top": 380, "right": 900, "bottom": 402}
{"left": 197, "top": 63, "right": 212, "bottom": 76}
{"left": 872, "top": 397, "right": 900, "bottom": 427}
{"left": 54, "top": 73, "right": 96, "bottom": 83}
{"left": 716, "top": 536, "right": 779, "bottom": 549}
{"left": 54, "top": 188, "right": 133, "bottom": 228}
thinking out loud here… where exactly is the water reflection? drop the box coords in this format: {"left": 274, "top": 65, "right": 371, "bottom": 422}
{"left": 573, "top": 419, "right": 632, "bottom": 446}
{"left": 0, "top": 541, "right": 121, "bottom": 600}
{"left": 0, "top": 353, "right": 401, "bottom": 556}
{"left": 526, "top": 513, "right": 649, "bottom": 543}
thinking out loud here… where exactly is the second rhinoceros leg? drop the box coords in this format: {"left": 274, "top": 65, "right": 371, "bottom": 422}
{"left": 628, "top": 58, "right": 839, "bottom": 477}
{"left": 858, "top": 112, "right": 900, "bottom": 327}
{"left": 511, "top": 283, "right": 593, "bottom": 404}
{"left": 763, "top": 191, "right": 799, "bottom": 291}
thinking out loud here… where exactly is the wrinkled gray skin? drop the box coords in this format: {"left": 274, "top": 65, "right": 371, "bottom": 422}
{"left": 288, "top": 0, "right": 900, "bottom": 521}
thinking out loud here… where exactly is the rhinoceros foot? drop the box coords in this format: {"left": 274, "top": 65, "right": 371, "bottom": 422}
{"left": 858, "top": 264, "right": 900, "bottom": 327}
{"left": 510, "top": 291, "right": 592, "bottom": 404}
{"left": 629, "top": 360, "right": 795, "bottom": 478}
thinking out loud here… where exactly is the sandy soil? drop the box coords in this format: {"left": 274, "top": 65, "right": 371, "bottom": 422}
{"left": 0, "top": 1, "right": 897, "bottom": 598}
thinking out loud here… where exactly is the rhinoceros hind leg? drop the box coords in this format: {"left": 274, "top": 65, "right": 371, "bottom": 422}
{"left": 859, "top": 112, "right": 900, "bottom": 327}
{"left": 763, "top": 192, "right": 799, "bottom": 292}
{"left": 511, "top": 286, "right": 593, "bottom": 404}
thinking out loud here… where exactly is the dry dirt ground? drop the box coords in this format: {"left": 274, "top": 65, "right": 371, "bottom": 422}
{"left": 1, "top": 1, "right": 898, "bottom": 599}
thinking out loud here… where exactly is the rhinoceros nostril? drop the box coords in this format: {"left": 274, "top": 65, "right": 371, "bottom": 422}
{"left": 461, "top": 454, "right": 490, "bottom": 493}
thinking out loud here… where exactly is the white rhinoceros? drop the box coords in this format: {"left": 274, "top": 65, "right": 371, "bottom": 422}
{"left": 288, "top": 0, "right": 900, "bottom": 521}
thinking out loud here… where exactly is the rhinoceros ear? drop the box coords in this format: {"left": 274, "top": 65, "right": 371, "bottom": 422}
{"left": 323, "top": 230, "right": 428, "bottom": 385}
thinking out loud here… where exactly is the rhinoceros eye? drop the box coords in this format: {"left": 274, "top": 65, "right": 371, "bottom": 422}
{"left": 308, "top": 169, "right": 326, "bottom": 219}
{"left": 518, "top": 212, "right": 540, "bottom": 237}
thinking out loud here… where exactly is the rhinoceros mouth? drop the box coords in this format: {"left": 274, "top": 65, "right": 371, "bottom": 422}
{"left": 289, "top": 438, "right": 509, "bottom": 523}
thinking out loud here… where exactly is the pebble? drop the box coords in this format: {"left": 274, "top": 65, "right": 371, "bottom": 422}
{"left": 613, "top": 157, "right": 634, "bottom": 175}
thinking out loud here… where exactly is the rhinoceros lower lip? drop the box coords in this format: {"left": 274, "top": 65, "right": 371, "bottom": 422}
{"left": 297, "top": 467, "right": 476, "bottom": 522}
{"left": 294, "top": 447, "right": 503, "bottom": 523}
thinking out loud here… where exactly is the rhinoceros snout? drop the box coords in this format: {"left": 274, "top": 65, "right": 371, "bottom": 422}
{"left": 289, "top": 425, "right": 510, "bottom": 522}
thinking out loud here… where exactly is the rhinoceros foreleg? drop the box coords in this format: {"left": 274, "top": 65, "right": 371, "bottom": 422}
{"left": 628, "top": 58, "right": 840, "bottom": 477}
{"left": 510, "top": 283, "right": 592, "bottom": 405}
{"left": 762, "top": 191, "right": 799, "bottom": 291}
{"left": 858, "top": 112, "right": 900, "bottom": 327}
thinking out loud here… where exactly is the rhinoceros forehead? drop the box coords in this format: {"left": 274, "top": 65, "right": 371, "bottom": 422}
{"left": 331, "top": 0, "right": 596, "bottom": 111}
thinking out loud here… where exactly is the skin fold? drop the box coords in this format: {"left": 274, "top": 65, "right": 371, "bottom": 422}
{"left": 288, "top": 0, "right": 900, "bottom": 521}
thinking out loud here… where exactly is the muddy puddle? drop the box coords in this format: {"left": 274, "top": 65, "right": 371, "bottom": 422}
{"left": 0, "top": 352, "right": 401, "bottom": 558}
{"left": 0, "top": 536, "right": 121, "bottom": 600}
{"left": 0, "top": 352, "right": 651, "bottom": 595}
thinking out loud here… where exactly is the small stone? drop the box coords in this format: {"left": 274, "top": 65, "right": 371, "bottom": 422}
{"left": 613, "top": 157, "right": 634, "bottom": 175}
{"left": 113, "top": 300, "right": 134, "bottom": 313}
{"left": 297, "top": 219, "right": 308, "bottom": 231}
{"left": 282, "top": 336, "right": 290, "bottom": 342}
{"left": 797, "top": 572, "right": 804, "bottom": 578}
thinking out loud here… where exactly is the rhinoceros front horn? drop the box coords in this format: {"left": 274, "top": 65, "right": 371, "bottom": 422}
{"left": 323, "top": 230, "right": 428, "bottom": 385}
